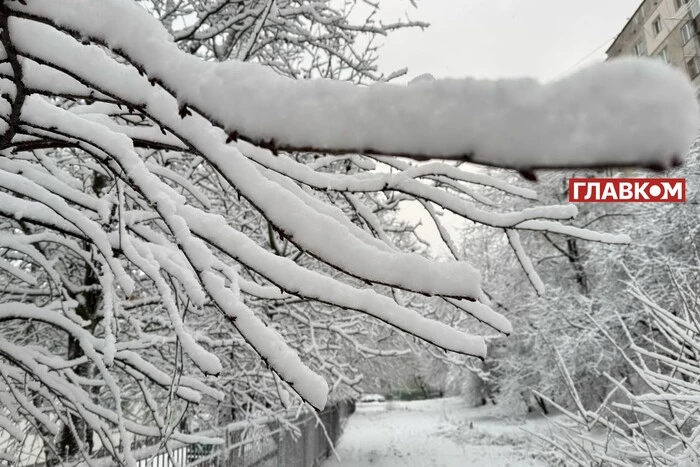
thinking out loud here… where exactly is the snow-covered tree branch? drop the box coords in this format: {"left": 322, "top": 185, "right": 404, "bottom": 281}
{"left": 0, "top": 0, "right": 698, "bottom": 464}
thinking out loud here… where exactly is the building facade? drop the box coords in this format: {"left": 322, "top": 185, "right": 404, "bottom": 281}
{"left": 607, "top": 0, "right": 700, "bottom": 93}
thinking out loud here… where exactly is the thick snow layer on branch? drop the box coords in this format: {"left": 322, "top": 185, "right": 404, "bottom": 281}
{"left": 516, "top": 220, "right": 631, "bottom": 243}
{"left": 11, "top": 0, "right": 700, "bottom": 169}
{"left": 505, "top": 229, "right": 545, "bottom": 295}
{"left": 11, "top": 17, "right": 485, "bottom": 299}
{"left": 202, "top": 271, "right": 329, "bottom": 410}
{"left": 180, "top": 205, "right": 493, "bottom": 353}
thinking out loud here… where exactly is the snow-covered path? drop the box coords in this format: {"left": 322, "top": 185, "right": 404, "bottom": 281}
{"left": 323, "top": 398, "right": 549, "bottom": 467}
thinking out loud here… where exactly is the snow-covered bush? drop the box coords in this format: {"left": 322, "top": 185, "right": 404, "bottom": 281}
{"left": 537, "top": 277, "right": 700, "bottom": 465}
{"left": 535, "top": 144, "right": 700, "bottom": 465}
{"left": 0, "top": 0, "right": 697, "bottom": 464}
{"left": 457, "top": 162, "right": 695, "bottom": 416}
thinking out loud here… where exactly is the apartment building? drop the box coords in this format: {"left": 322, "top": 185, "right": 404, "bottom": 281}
{"left": 607, "top": 0, "right": 700, "bottom": 93}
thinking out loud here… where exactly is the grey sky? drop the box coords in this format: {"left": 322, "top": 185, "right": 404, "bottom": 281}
{"left": 377, "top": 0, "right": 641, "bottom": 82}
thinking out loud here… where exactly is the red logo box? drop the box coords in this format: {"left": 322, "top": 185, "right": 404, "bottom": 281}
{"left": 569, "top": 178, "right": 686, "bottom": 203}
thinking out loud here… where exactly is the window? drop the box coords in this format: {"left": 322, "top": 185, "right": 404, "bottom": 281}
{"left": 659, "top": 47, "right": 671, "bottom": 64}
{"left": 687, "top": 56, "right": 700, "bottom": 78}
{"left": 676, "top": 0, "right": 690, "bottom": 9}
{"left": 634, "top": 40, "right": 646, "bottom": 56}
{"left": 635, "top": 5, "right": 646, "bottom": 24}
{"left": 682, "top": 21, "right": 695, "bottom": 44}
{"left": 652, "top": 16, "right": 662, "bottom": 36}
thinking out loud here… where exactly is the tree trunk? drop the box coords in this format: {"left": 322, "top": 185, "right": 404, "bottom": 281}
{"left": 566, "top": 238, "right": 589, "bottom": 296}
{"left": 55, "top": 261, "right": 101, "bottom": 461}
{"left": 534, "top": 394, "right": 549, "bottom": 415}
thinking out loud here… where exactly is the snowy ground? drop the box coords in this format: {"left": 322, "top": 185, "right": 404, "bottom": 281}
{"left": 322, "top": 397, "right": 555, "bottom": 467}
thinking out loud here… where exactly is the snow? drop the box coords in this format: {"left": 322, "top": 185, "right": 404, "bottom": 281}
{"left": 10, "top": 0, "right": 700, "bottom": 170}
{"left": 10, "top": 17, "right": 488, "bottom": 299}
{"left": 446, "top": 298, "right": 513, "bottom": 335}
{"left": 515, "top": 219, "right": 632, "bottom": 243}
{"left": 181, "top": 205, "right": 494, "bottom": 354}
{"left": 18, "top": 60, "right": 466, "bottom": 406}
{"left": 235, "top": 144, "right": 574, "bottom": 229}
{"left": 0, "top": 165, "right": 133, "bottom": 294}
{"left": 506, "top": 229, "right": 545, "bottom": 296}
{"left": 3, "top": 2, "right": 641, "bottom": 407}
{"left": 202, "top": 270, "right": 330, "bottom": 410}
{"left": 323, "top": 398, "right": 550, "bottom": 467}
{"left": 1, "top": 0, "right": 687, "bottom": 459}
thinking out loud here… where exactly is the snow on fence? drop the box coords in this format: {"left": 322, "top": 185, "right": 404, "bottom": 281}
{"left": 133, "top": 401, "right": 354, "bottom": 467}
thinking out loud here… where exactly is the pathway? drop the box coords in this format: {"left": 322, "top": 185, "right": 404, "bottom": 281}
{"left": 322, "top": 398, "right": 551, "bottom": 467}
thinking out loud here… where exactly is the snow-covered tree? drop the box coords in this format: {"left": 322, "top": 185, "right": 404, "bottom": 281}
{"left": 142, "top": 0, "right": 426, "bottom": 82}
{"left": 0, "top": 0, "right": 697, "bottom": 464}
{"left": 537, "top": 269, "right": 700, "bottom": 465}
{"left": 458, "top": 173, "right": 637, "bottom": 414}
{"left": 137, "top": 0, "right": 437, "bottom": 430}
{"left": 530, "top": 142, "right": 700, "bottom": 466}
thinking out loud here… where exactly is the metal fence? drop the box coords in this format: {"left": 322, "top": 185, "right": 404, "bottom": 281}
{"left": 136, "top": 401, "right": 355, "bottom": 467}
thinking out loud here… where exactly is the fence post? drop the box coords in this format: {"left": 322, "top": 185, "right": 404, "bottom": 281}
{"left": 303, "top": 418, "right": 310, "bottom": 467}
{"left": 220, "top": 426, "right": 229, "bottom": 467}
{"left": 229, "top": 426, "right": 242, "bottom": 466}
{"left": 240, "top": 428, "right": 245, "bottom": 467}
{"left": 276, "top": 423, "right": 284, "bottom": 467}
{"left": 276, "top": 426, "right": 281, "bottom": 467}
{"left": 170, "top": 402, "right": 352, "bottom": 467}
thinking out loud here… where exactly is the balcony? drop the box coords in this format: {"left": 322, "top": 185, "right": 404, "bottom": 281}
{"left": 692, "top": 0, "right": 700, "bottom": 18}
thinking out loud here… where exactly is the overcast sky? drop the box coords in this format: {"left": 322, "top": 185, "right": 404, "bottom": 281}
{"left": 377, "top": 0, "right": 641, "bottom": 82}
